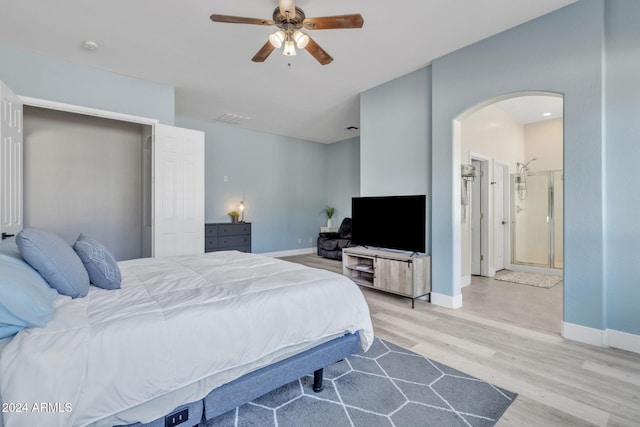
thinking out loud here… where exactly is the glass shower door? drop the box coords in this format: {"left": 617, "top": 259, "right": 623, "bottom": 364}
{"left": 553, "top": 171, "right": 563, "bottom": 269}
{"left": 511, "top": 172, "right": 551, "bottom": 267}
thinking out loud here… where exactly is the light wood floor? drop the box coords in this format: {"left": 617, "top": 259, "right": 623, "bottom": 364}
{"left": 280, "top": 254, "right": 640, "bottom": 427}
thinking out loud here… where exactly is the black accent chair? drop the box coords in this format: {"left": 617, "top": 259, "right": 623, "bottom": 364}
{"left": 317, "top": 218, "right": 352, "bottom": 261}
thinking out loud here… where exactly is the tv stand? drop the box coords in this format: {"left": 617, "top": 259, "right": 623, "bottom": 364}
{"left": 342, "top": 247, "right": 431, "bottom": 308}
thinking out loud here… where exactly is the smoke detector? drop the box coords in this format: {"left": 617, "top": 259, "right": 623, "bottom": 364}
{"left": 82, "top": 40, "right": 99, "bottom": 51}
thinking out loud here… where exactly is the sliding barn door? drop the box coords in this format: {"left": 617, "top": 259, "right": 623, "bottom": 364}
{"left": 0, "top": 81, "right": 23, "bottom": 240}
{"left": 153, "top": 124, "right": 205, "bottom": 257}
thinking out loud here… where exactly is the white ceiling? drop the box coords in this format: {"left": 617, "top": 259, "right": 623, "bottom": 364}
{"left": 494, "top": 95, "right": 564, "bottom": 124}
{"left": 0, "top": 0, "right": 577, "bottom": 143}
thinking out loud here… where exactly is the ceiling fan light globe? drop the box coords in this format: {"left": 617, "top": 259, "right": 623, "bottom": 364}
{"left": 269, "top": 30, "right": 286, "bottom": 48}
{"left": 283, "top": 40, "right": 296, "bottom": 56}
{"left": 293, "top": 31, "right": 309, "bottom": 49}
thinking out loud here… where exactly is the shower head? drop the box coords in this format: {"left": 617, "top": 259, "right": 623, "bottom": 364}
{"left": 517, "top": 158, "right": 537, "bottom": 174}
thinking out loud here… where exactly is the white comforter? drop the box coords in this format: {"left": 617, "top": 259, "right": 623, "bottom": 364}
{"left": 0, "top": 251, "right": 373, "bottom": 427}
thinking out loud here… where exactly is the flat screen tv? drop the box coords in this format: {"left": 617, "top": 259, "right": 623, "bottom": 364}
{"left": 351, "top": 195, "right": 426, "bottom": 253}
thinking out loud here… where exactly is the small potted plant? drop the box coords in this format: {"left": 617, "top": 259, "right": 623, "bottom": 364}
{"left": 228, "top": 211, "right": 240, "bottom": 223}
{"left": 322, "top": 206, "right": 335, "bottom": 228}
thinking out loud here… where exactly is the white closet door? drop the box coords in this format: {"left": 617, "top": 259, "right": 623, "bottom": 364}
{"left": 153, "top": 124, "right": 205, "bottom": 257}
{"left": 0, "top": 81, "right": 23, "bottom": 239}
{"left": 493, "top": 162, "right": 508, "bottom": 272}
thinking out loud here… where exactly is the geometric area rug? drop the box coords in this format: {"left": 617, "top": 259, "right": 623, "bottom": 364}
{"left": 201, "top": 338, "right": 517, "bottom": 427}
{"left": 495, "top": 270, "right": 563, "bottom": 288}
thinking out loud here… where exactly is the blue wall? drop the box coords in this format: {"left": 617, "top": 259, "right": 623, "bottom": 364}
{"left": 360, "top": 67, "right": 431, "bottom": 197}
{"left": 176, "top": 116, "right": 330, "bottom": 254}
{"left": 431, "top": 0, "right": 605, "bottom": 325}
{"left": 361, "top": 0, "right": 639, "bottom": 337}
{"left": 327, "top": 137, "right": 360, "bottom": 225}
{"left": 604, "top": 0, "right": 640, "bottom": 335}
{"left": 0, "top": 44, "right": 175, "bottom": 124}
{"left": 360, "top": 67, "right": 432, "bottom": 253}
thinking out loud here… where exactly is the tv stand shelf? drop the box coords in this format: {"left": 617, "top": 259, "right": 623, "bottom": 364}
{"left": 342, "top": 247, "right": 431, "bottom": 308}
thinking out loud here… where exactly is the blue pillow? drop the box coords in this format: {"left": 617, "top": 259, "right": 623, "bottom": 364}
{"left": 0, "top": 253, "right": 58, "bottom": 338}
{"left": 73, "top": 233, "right": 121, "bottom": 290}
{"left": 16, "top": 228, "right": 90, "bottom": 298}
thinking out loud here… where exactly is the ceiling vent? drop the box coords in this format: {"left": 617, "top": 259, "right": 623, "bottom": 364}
{"left": 215, "top": 113, "right": 250, "bottom": 125}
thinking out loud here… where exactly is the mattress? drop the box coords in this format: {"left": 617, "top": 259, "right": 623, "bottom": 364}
{"left": 0, "top": 251, "right": 373, "bottom": 427}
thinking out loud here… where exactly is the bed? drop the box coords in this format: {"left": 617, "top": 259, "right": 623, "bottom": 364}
{"left": 0, "top": 237, "right": 374, "bottom": 427}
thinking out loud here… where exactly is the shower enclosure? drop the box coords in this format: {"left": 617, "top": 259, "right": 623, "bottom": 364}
{"left": 511, "top": 170, "right": 563, "bottom": 269}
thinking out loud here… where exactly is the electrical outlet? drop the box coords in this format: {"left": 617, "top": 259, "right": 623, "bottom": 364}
{"left": 308, "top": 237, "right": 313, "bottom": 243}
{"left": 165, "top": 408, "right": 189, "bottom": 427}
{"left": 298, "top": 238, "right": 302, "bottom": 244}
{"left": 223, "top": 175, "right": 228, "bottom": 182}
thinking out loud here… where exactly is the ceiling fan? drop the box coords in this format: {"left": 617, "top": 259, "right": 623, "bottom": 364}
{"left": 210, "top": 0, "right": 364, "bottom": 65}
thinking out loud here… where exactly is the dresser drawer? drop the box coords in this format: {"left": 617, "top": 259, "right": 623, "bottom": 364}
{"left": 205, "top": 225, "right": 219, "bottom": 237}
{"left": 205, "top": 237, "right": 218, "bottom": 250}
{"left": 218, "top": 235, "right": 250, "bottom": 248}
{"left": 218, "top": 223, "right": 251, "bottom": 236}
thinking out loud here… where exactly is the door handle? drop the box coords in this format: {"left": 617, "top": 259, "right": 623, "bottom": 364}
{"left": 501, "top": 221, "right": 507, "bottom": 225}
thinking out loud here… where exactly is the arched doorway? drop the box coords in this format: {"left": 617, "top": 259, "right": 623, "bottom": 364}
{"left": 454, "top": 92, "right": 564, "bottom": 333}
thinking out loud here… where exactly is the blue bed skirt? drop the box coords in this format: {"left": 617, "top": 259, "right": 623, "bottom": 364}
{"left": 119, "top": 332, "right": 361, "bottom": 427}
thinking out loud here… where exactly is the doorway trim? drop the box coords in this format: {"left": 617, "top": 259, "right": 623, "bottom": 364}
{"left": 19, "top": 96, "right": 159, "bottom": 125}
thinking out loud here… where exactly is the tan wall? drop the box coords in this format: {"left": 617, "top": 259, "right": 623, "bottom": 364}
{"left": 524, "top": 118, "right": 563, "bottom": 172}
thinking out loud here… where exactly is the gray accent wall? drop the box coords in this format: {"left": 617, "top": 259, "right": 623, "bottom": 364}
{"left": 23, "top": 106, "right": 145, "bottom": 261}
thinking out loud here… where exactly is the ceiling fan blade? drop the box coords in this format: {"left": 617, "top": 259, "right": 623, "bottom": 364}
{"left": 252, "top": 41, "right": 276, "bottom": 63}
{"left": 303, "top": 14, "right": 364, "bottom": 30}
{"left": 304, "top": 36, "right": 333, "bottom": 65}
{"left": 210, "top": 14, "right": 274, "bottom": 26}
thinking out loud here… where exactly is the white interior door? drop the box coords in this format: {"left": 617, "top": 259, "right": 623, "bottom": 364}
{"left": 470, "top": 160, "right": 481, "bottom": 275}
{"left": 0, "top": 81, "right": 23, "bottom": 239}
{"left": 153, "top": 124, "right": 205, "bottom": 257}
{"left": 493, "top": 161, "right": 508, "bottom": 271}
{"left": 470, "top": 157, "right": 490, "bottom": 276}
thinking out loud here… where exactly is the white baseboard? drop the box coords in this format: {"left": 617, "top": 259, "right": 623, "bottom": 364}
{"left": 431, "top": 292, "right": 463, "bottom": 309}
{"left": 562, "top": 322, "right": 607, "bottom": 348}
{"left": 259, "top": 247, "right": 316, "bottom": 258}
{"left": 607, "top": 329, "right": 640, "bottom": 354}
{"left": 562, "top": 322, "right": 640, "bottom": 354}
